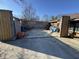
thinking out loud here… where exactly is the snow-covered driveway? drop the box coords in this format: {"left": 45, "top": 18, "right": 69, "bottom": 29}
{"left": 0, "top": 29, "right": 79, "bottom": 59}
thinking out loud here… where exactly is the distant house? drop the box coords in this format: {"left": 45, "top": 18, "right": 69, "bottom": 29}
{"left": 50, "top": 14, "right": 79, "bottom": 37}
{"left": 67, "top": 14, "right": 79, "bottom": 33}
{"left": 50, "top": 20, "right": 60, "bottom": 28}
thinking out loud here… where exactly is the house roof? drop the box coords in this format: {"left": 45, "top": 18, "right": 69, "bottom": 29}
{"left": 70, "top": 18, "right": 79, "bottom": 24}
{"left": 0, "top": 9, "right": 12, "bottom": 12}
{"left": 63, "top": 13, "right": 79, "bottom": 19}
{"left": 13, "top": 17, "right": 21, "bottom": 21}
{"left": 50, "top": 20, "right": 59, "bottom": 23}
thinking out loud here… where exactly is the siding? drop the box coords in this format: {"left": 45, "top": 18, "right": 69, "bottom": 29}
{"left": 0, "top": 10, "right": 15, "bottom": 41}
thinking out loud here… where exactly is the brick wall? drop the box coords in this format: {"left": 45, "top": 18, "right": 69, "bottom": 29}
{"left": 60, "top": 16, "right": 70, "bottom": 37}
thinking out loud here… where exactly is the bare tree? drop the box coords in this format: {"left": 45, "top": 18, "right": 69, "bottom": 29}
{"left": 51, "top": 16, "right": 61, "bottom": 21}
{"left": 34, "top": 15, "right": 40, "bottom": 21}
{"left": 42, "top": 14, "right": 50, "bottom": 21}
{"left": 22, "top": 4, "right": 36, "bottom": 20}
{"left": 13, "top": 0, "right": 36, "bottom": 20}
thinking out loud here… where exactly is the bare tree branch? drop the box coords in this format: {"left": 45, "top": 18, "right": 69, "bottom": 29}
{"left": 13, "top": 0, "right": 37, "bottom": 20}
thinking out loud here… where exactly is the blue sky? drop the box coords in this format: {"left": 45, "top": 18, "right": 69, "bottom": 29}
{"left": 0, "top": 0, "right": 22, "bottom": 17}
{"left": 0, "top": 0, "right": 79, "bottom": 18}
